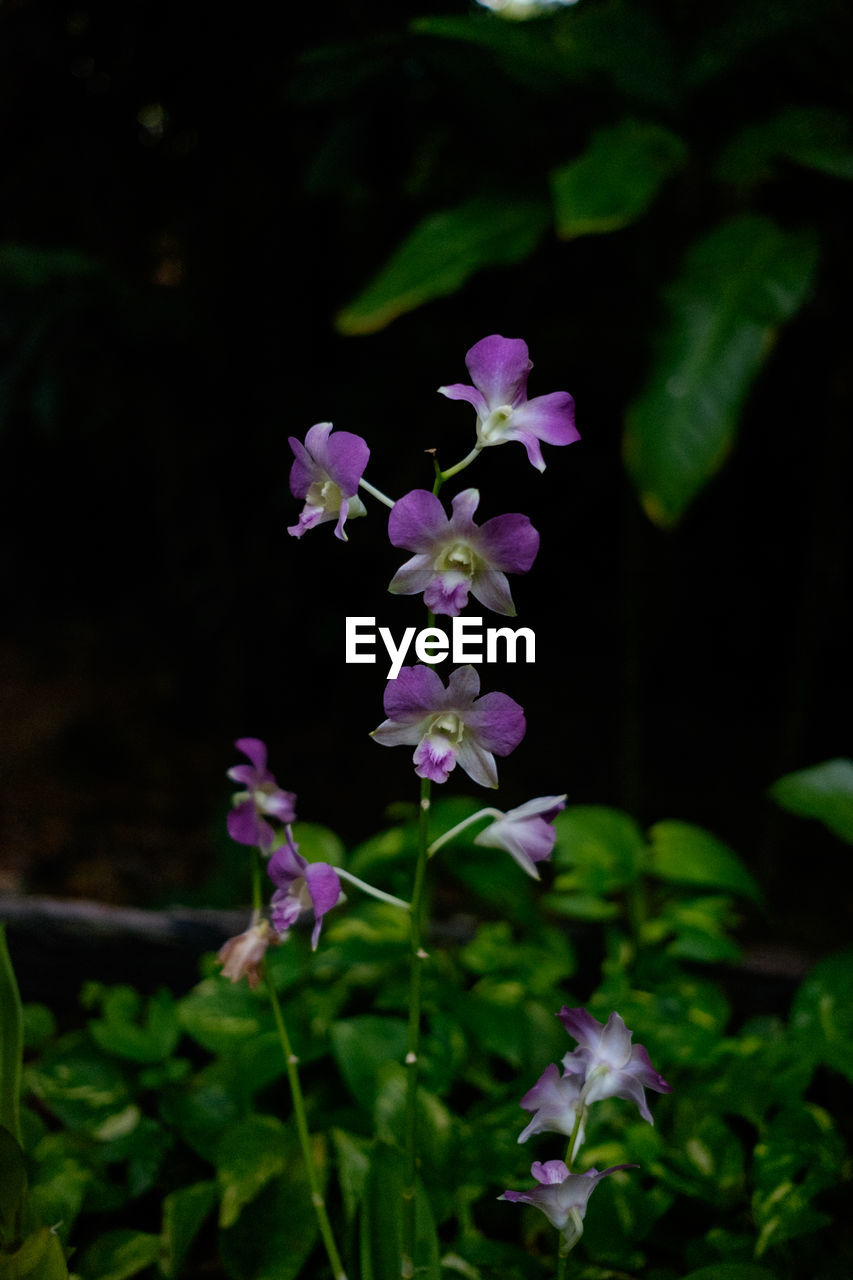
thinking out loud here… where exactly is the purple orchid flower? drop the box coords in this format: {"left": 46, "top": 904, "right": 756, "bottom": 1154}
{"left": 288, "top": 422, "right": 370, "bottom": 541}
{"left": 217, "top": 920, "right": 276, "bottom": 990}
{"left": 500, "top": 1161, "right": 635, "bottom": 1253}
{"left": 267, "top": 834, "right": 342, "bottom": 950}
{"left": 474, "top": 794, "right": 566, "bottom": 878}
{"left": 438, "top": 335, "right": 579, "bottom": 472}
{"left": 387, "top": 487, "right": 539, "bottom": 617}
{"left": 559, "top": 1008, "right": 672, "bottom": 1124}
{"left": 227, "top": 737, "right": 297, "bottom": 854}
{"left": 517, "top": 1063, "right": 585, "bottom": 1146}
{"left": 371, "top": 664, "right": 525, "bottom": 788}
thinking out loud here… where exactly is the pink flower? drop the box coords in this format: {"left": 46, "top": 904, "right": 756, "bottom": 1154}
{"left": 267, "top": 834, "right": 343, "bottom": 950}
{"left": 288, "top": 422, "right": 370, "bottom": 541}
{"left": 439, "top": 335, "right": 578, "bottom": 472}
{"left": 474, "top": 795, "right": 566, "bottom": 878}
{"left": 559, "top": 1008, "right": 671, "bottom": 1124}
{"left": 217, "top": 921, "right": 276, "bottom": 989}
{"left": 227, "top": 737, "right": 296, "bottom": 854}
{"left": 500, "top": 1161, "right": 634, "bottom": 1254}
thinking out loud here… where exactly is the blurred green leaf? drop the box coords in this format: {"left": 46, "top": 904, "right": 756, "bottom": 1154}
{"left": 790, "top": 951, "right": 853, "bottom": 1083}
{"left": 752, "top": 1104, "right": 843, "bottom": 1253}
{"left": 86, "top": 988, "right": 179, "bottom": 1065}
{"left": 289, "top": 822, "right": 346, "bottom": 867}
{"left": 0, "top": 928, "right": 23, "bottom": 1145}
{"left": 551, "top": 119, "right": 686, "bottom": 239}
{"left": 359, "top": 1142, "right": 440, "bottom": 1280}
{"left": 177, "top": 978, "right": 268, "bottom": 1056}
{"left": 26, "top": 1037, "right": 131, "bottom": 1137}
{"left": 72, "top": 1229, "right": 159, "bottom": 1280}
{"left": 160, "top": 1181, "right": 217, "bottom": 1280}
{"left": 552, "top": 805, "right": 646, "bottom": 892}
{"left": 331, "top": 1129, "right": 370, "bottom": 1223}
{"left": 216, "top": 1115, "right": 289, "bottom": 1229}
{"left": 0, "top": 245, "right": 98, "bottom": 286}
{"left": 717, "top": 107, "right": 853, "bottom": 184}
{"left": 679, "top": 1266, "right": 776, "bottom": 1280}
{"left": 623, "top": 215, "right": 818, "bottom": 526}
{"left": 330, "top": 1016, "right": 408, "bottom": 1110}
{"left": 218, "top": 1134, "right": 323, "bottom": 1280}
{"left": 336, "top": 196, "right": 549, "bottom": 335}
{"left": 0, "top": 1126, "right": 26, "bottom": 1244}
{"left": 769, "top": 758, "right": 853, "bottom": 844}
{"left": 647, "top": 820, "right": 761, "bottom": 901}
{"left": 0, "top": 1225, "right": 69, "bottom": 1280}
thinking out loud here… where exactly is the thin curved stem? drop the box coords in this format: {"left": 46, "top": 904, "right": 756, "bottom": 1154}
{"left": 336, "top": 866, "right": 410, "bottom": 911}
{"left": 266, "top": 971, "right": 348, "bottom": 1280}
{"left": 359, "top": 476, "right": 396, "bottom": 509}
{"left": 401, "top": 777, "right": 431, "bottom": 1279}
{"left": 426, "top": 807, "right": 503, "bottom": 858}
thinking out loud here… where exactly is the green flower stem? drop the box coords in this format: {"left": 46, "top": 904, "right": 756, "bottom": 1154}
{"left": 438, "top": 444, "right": 482, "bottom": 485}
{"left": 426, "top": 807, "right": 503, "bottom": 858}
{"left": 358, "top": 476, "right": 396, "bottom": 509}
{"left": 402, "top": 777, "right": 431, "bottom": 1280}
{"left": 266, "top": 969, "right": 348, "bottom": 1280}
{"left": 556, "top": 1249, "right": 568, "bottom": 1280}
{"left": 335, "top": 866, "right": 411, "bottom": 911}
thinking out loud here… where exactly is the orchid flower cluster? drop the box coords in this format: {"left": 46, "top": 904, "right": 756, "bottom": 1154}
{"left": 501, "top": 1007, "right": 671, "bottom": 1256}
{"left": 212, "top": 335, "right": 670, "bottom": 1276}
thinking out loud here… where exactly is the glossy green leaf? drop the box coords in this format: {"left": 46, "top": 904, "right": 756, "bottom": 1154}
{"left": 769, "top": 758, "right": 853, "bottom": 843}
{"left": 330, "top": 1016, "right": 408, "bottom": 1110}
{"left": 552, "top": 805, "right": 646, "bottom": 892}
{"left": 551, "top": 119, "right": 686, "bottom": 239}
{"left": 0, "top": 928, "right": 23, "bottom": 1145}
{"left": 624, "top": 215, "right": 818, "bottom": 526}
{"left": 160, "top": 1181, "right": 217, "bottom": 1280}
{"left": 752, "top": 1104, "right": 842, "bottom": 1253}
{"left": 218, "top": 1134, "right": 322, "bottom": 1280}
{"left": 215, "top": 1114, "right": 289, "bottom": 1229}
{"left": 177, "top": 978, "right": 268, "bottom": 1056}
{"left": 86, "top": 987, "right": 179, "bottom": 1065}
{"left": 790, "top": 950, "right": 853, "bottom": 1083}
{"left": 717, "top": 106, "right": 853, "bottom": 184}
{"left": 679, "top": 1266, "right": 776, "bottom": 1280}
{"left": 0, "top": 1126, "right": 26, "bottom": 1244}
{"left": 647, "top": 821, "right": 761, "bottom": 901}
{"left": 335, "top": 196, "right": 549, "bottom": 335}
{"left": 25, "top": 1037, "right": 131, "bottom": 1136}
{"left": 0, "top": 1226, "right": 69, "bottom": 1280}
{"left": 359, "top": 1142, "right": 440, "bottom": 1280}
{"left": 330, "top": 1129, "right": 370, "bottom": 1223}
{"left": 72, "top": 1229, "right": 160, "bottom": 1280}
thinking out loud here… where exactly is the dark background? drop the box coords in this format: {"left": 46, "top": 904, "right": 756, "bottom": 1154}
{"left": 0, "top": 0, "right": 851, "bottom": 956}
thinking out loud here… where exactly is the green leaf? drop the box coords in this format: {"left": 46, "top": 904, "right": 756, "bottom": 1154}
{"left": 717, "top": 106, "right": 853, "bottom": 184}
{"left": 87, "top": 987, "right": 179, "bottom": 1065}
{"left": 330, "top": 1130, "right": 370, "bottom": 1223}
{"left": 160, "top": 1181, "right": 217, "bottom": 1280}
{"left": 0, "top": 1226, "right": 69, "bottom": 1280}
{"left": 335, "top": 196, "right": 549, "bottom": 334}
{"left": 752, "top": 1104, "right": 843, "bottom": 1253}
{"left": 72, "top": 1229, "right": 160, "bottom": 1280}
{"left": 623, "top": 215, "right": 818, "bottom": 526}
{"left": 359, "top": 1142, "right": 440, "bottom": 1280}
{"left": 288, "top": 822, "right": 346, "bottom": 867}
{"left": 218, "top": 1136, "right": 322, "bottom": 1280}
{"left": 0, "top": 927, "right": 23, "bottom": 1145}
{"left": 551, "top": 119, "right": 686, "bottom": 239}
{"left": 330, "top": 1016, "right": 409, "bottom": 1110}
{"left": 552, "top": 805, "right": 646, "bottom": 893}
{"left": 25, "top": 1037, "right": 131, "bottom": 1136}
{"left": 0, "top": 1126, "right": 26, "bottom": 1244}
{"left": 679, "top": 1266, "right": 776, "bottom": 1280}
{"left": 215, "top": 1115, "right": 289, "bottom": 1229}
{"left": 647, "top": 820, "right": 761, "bottom": 901}
{"left": 790, "top": 950, "right": 853, "bottom": 1083}
{"left": 177, "top": 977, "right": 268, "bottom": 1056}
{"left": 769, "top": 758, "right": 853, "bottom": 843}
